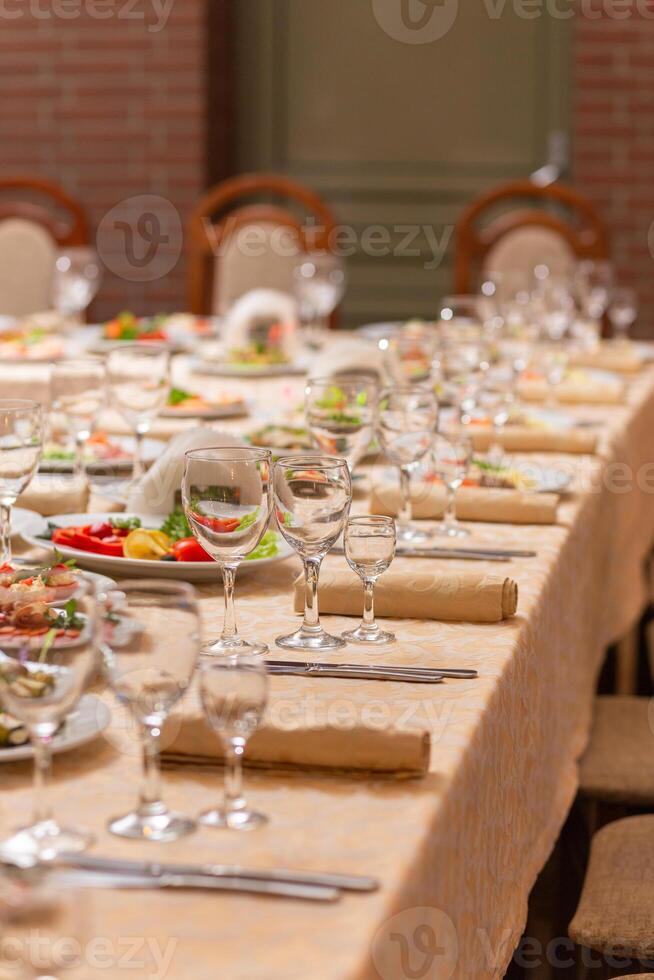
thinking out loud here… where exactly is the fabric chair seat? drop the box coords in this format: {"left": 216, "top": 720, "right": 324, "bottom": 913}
{"left": 569, "top": 815, "right": 654, "bottom": 960}
{"left": 578, "top": 696, "right": 654, "bottom": 805}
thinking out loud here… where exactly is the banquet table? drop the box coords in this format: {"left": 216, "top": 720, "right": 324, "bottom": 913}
{"left": 3, "top": 350, "right": 654, "bottom": 980}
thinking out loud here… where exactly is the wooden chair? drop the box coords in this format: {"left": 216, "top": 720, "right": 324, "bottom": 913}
{"left": 186, "top": 173, "right": 338, "bottom": 317}
{"left": 0, "top": 176, "right": 88, "bottom": 317}
{"left": 454, "top": 180, "right": 608, "bottom": 295}
{"left": 578, "top": 696, "right": 654, "bottom": 808}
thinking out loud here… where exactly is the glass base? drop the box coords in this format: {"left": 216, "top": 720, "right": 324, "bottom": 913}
{"left": 202, "top": 636, "right": 268, "bottom": 657}
{"left": 199, "top": 807, "right": 268, "bottom": 831}
{"left": 432, "top": 521, "right": 470, "bottom": 539}
{"left": 107, "top": 808, "right": 196, "bottom": 842}
{"left": 342, "top": 624, "right": 395, "bottom": 645}
{"left": 2, "top": 820, "right": 93, "bottom": 862}
{"left": 275, "top": 625, "right": 345, "bottom": 651}
{"left": 396, "top": 521, "right": 431, "bottom": 544}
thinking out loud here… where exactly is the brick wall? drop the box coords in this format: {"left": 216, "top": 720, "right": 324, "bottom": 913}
{"left": 0, "top": 0, "right": 229, "bottom": 320}
{"left": 574, "top": 4, "right": 654, "bottom": 337}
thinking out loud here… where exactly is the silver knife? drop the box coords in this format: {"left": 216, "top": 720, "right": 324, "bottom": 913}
{"left": 56, "top": 853, "right": 379, "bottom": 893}
{"left": 265, "top": 660, "right": 476, "bottom": 680}
{"left": 47, "top": 869, "right": 339, "bottom": 902}
{"left": 265, "top": 663, "right": 444, "bottom": 683}
{"left": 331, "top": 545, "right": 509, "bottom": 562}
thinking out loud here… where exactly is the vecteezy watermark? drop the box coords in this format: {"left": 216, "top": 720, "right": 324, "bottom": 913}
{"left": 372, "top": 0, "right": 654, "bottom": 45}
{"left": 96, "top": 194, "right": 183, "bottom": 283}
{"left": 0, "top": 0, "right": 176, "bottom": 32}
{"left": 1, "top": 933, "right": 178, "bottom": 979}
{"left": 372, "top": 906, "right": 459, "bottom": 980}
{"left": 203, "top": 215, "right": 454, "bottom": 272}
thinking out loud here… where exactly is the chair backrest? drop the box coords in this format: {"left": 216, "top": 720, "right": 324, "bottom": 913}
{"left": 187, "top": 173, "right": 337, "bottom": 317}
{"left": 0, "top": 177, "right": 88, "bottom": 317}
{"left": 454, "top": 180, "right": 608, "bottom": 294}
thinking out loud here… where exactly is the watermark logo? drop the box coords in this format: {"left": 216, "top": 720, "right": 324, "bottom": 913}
{"left": 96, "top": 194, "right": 182, "bottom": 283}
{"left": 372, "top": 0, "right": 459, "bottom": 43}
{"left": 0, "top": 0, "right": 176, "bottom": 33}
{"left": 372, "top": 906, "right": 459, "bottom": 979}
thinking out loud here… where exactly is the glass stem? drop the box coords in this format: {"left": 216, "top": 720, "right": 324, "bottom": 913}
{"left": 302, "top": 556, "right": 323, "bottom": 633}
{"left": 223, "top": 739, "right": 246, "bottom": 813}
{"left": 74, "top": 431, "right": 87, "bottom": 482}
{"left": 362, "top": 579, "right": 377, "bottom": 631}
{"left": 132, "top": 425, "right": 148, "bottom": 483}
{"left": 398, "top": 466, "right": 412, "bottom": 524}
{"left": 445, "top": 486, "right": 457, "bottom": 528}
{"left": 139, "top": 724, "right": 165, "bottom": 817}
{"left": 0, "top": 501, "right": 11, "bottom": 564}
{"left": 221, "top": 563, "right": 239, "bottom": 641}
{"left": 31, "top": 733, "right": 53, "bottom": 825}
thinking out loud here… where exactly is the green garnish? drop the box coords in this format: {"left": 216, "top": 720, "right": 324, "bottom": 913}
{"left": 168, "top": 388, "right": 193, "bottom": 406}
{"left": 110, "top": 516, "right": 142, "bottom": 531}
{"left": 159, "top": 506, "right": 191, "bottom": 542}
{"left": 246, "top": 530, "right": 278, "bottom": 561}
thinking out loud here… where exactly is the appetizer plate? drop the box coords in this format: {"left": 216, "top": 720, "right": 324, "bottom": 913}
{"left": 24, "top": 513, "right": 295, "bottom": 582}
{"left": 191, "top": 355, "right": 308, "bottom": 378}
{"left": 0, "top": 694, "right": 110, "bottom": 763}
{"left": 384, "top": 465, "right": 572, "bottom": 495}
{"left": 39, "top": 436, "right": 162, "bottom": 474}
{"left": 159, "top": 398, "right": 249, "bottom": 420}
{"left": 10, "top": 507, "right": 39, "bottom": 539}
{"left": 80, "top": 323, "right": 195, "bottom": 355}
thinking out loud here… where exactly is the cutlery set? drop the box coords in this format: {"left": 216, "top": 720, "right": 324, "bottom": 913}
{"left": 264, "top": 659, "right": 476, "bottom": 682}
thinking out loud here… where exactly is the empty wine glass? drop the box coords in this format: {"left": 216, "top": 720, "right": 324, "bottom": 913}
{"left": 342, "top": 515, "right": 396, "bottom": 645}
{"left": 182, "top": 447, "right": 273, "bottom": 656}
{"left": 0, "top": 577, "right": 99, "bottom": 860}
{"left": 101, "top": 580, "right": 201, "bottom": 841}
{"left": 377, "top": 387, "right": 438, "bottom": 544}
{"left": 0, "top": 400, "right": 43, "bottom": 564}
{"left": 476, "top": 368, "right": 515, "bottom": 463}
{"left": 431, "top": 434, "right": 472, "bottom": 538}
{"left": 49, "top": 359, "right": 106, "bottom": 481}
{"left": 387, "top": 330, "right": 438, "bottom": 385}
{"left": 305, "top": 375, "right": 377, "bottom": 473}
{"left": 273, "top": 455, "right": 351, "bottom": 651}
{"left": 293, "top": 252, "right": 346, "bottom": 344}
{"left": 198, "top": 653, "right": 268, "bottom": 831}
{"left": 575, "top": 259, "right": 614, "bottom": 322}
{"left": 608, "top": 287, "right": 637, "bottom": 342}
{"left": 438, "top": 296, "right": 483, "bottom": 342}
{"left": 51, "top": 247, "right": 102, "bottom": 324}
{"left": 106, "top": 345, "right": 170, "bottom": 485}
{"left": 540, "top": 347, "right": 569, "bottom": 408}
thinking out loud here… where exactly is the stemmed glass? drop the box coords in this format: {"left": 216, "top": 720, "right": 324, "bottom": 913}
{"left": 198, "top": 653, "right": 268, "bottom": 831}
{"left": 540, "top": 348, "right": 569, "bottom": 408}
{"left": 376, "top": 386, "right": 438, "bottom": 544}
{"left": 387, "top": 331, "right": 438, "bottom": 385}
{"left": 608, "top": 287, "right": 637, "bottom": 342}
{"left": 49, "top": 359, "right": 106, "bottom": 482}
{"left": 0, "top": 578, "right": 99, "bottom": 860}
{"left": 431, "top": 434, "right": 472, "bottom": 539}
{"left": 305, "top": 376, "right": 377, "bottom": 473}
{"left": 273, "top": 455, "right": 351, "bottom": 651}
{"left": 575, "top": 259, "right": 614, "bottom": 322}
{"left": 51, "top": 247, "right": 102, "bottom": 324}
{"left": 106, "top": 344, "right": 170, "bottom": 485}
{"left": 342, "top": 515, "right": 396, "bottom": 645}
{"left": 0, "top": 400, "right": 43, "bottom": 564}
{"left": 101, "top": 580, "right": 201, "bottom": 841}
{"left": 477, "top": 367, "right": 515, "bottom": 463}
{"left": 293, "top": 252, "right": 346, "bottom": 344}
{"left": 182, "top": 447, "right": 273, "bottom": 656}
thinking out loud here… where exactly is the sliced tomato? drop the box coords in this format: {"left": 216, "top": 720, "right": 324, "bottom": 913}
{"left": 171, "top": 538, "right": 211, "bottom": 562}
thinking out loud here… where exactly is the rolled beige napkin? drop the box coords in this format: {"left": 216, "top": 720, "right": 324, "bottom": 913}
{"left": 17, "top": 473, "right": 88, "bottom": 516}
{"left": 294, "top": 567, "right": 518, "bottom": 622}
{"left": 370, "top": 480, "right": 558, "bottom": 525}
{"left": 570, "top": 344, "right": 644, "bottom": 374}
{"left": 467, "top": 425, "right": 597, "bottom": 455}
{"left": 518, "top": 378, "right": 624, "bottom": 405}
{"left": 0, "top": 364, "right": 50, "bottom": 405}
{"left": 162, "top": 703, "right": 429, "bottom": 776}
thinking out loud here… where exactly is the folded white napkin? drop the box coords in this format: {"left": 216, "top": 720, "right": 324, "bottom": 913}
{"left": 126, "top": 427, "right": 243, "bottom": 515}
{"left": 222, "top": 289, "right": 298, "bottom": 356}
{"left": 309, "top": 338, "right": 389, "bottom": 382}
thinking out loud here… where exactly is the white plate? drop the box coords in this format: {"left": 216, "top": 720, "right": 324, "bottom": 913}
{"left": 39, "top": 436, "right": 162, "bottom": 474}
{"left": 385, "top": 464, "right": 572, "bottom": 496}
{"left": 80, "top": 323, "right": 195, "bottom": 356}
{"left": 10, "top": 507, "right": 39, "bottom": 539}
{"left": 159, "top": 400, "right": 249, "bottom": 420}
{"left": 191, "top": 355, "right": 307, "bottom": 378}
{"left": 24, "top": 513, "right": 295, "bottom": 582}
{"left": 0, "top": 694, "right": 110, "bottom": 763}
{"left": 357, "top": 321, "right": 403, "bottom": 342}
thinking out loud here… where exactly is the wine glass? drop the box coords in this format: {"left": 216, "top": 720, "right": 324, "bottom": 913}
{"left": 438, "top": 296, "right": 483, "bottom": 342}
{"left": 182, "top": 447, "right": 273, "bottom": 656}
{"left": 51, "top": 247, "right": 102, "bottom": 324}
{"left": 198, "top": 653, "right": 268, "bottom": 831}
{"left": 101, "top": 580, "right": 201, "bottom": 841}
{"left": 0, "top": 577, "right": 99, "bottom": 860}
{"left": 575, "top": 259, "right": 614, "bottom": 322}
{"left": 540, "top": 347, "right": 569, "bottom": 408}
{"left": 342, "top": 515, "right": 396, "bottom": 645}
{"left": 387, "top": 330, "right": 438, "bottom": 385}
{"left": 305, "top": 375, "right": 377, "bottom": 473}
{"left": 49, "top": 360, "right": 106, "bottom": 482}
{"left": 431, "top": 434, "right": 472, "bottom": 538}
{"left": 106, "top": 344, "right": 170, "bottom": 485}
{"left": 476, "top": 367, "right": 515, "bottom": 463}
{"left": 293, "top": 252, "right": 346, "bottom": 344}
{"left": 608, "top": 287, "right": 637, "bottom": 342}
{"left": 0, "top": 400, "right": 43, "bottom": 564}
{"left": 1, "top": 885, "right": 92, "bottom": 979}
{"left": 376, "top": 387, "right": 438, "bottom": 544}
{"left": 273, "top": 455, "right": 351, "bottom": 651}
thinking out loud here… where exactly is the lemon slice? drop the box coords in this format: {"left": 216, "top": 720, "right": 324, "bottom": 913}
{"left": 123, "top": 529, "right": 171, "bottom": 561}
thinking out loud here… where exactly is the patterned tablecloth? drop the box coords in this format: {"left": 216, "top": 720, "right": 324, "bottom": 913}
{"left": 3, "top": 352, "right": 654, "bottom": 980}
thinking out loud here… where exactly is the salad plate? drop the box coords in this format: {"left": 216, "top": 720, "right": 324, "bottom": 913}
{"left": 0, "top": 694, "right": 110, "bottom": 763}
{"left": 24, "top": 512, "right": 294, "bottom": 581}
{"left": 39, "top": 434, "right": 162, "bottom": 474}
{"left": 81, "top": 313, "right": 213, "bottom": 354}
{"left": 159, "top": 388, "right": 249, "bottom": 420}
{"left": 404, "top": 459, "right": 573, "bottom": 495}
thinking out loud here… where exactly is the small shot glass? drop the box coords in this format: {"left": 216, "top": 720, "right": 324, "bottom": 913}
{"left": 342, "top": 515, "right": 396, "bottom": 645}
